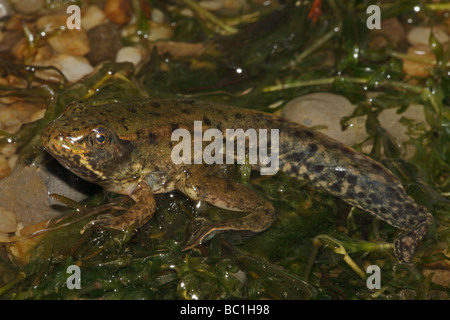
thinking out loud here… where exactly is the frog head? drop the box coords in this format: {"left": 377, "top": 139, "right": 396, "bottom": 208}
{"left": 41, "top": 101, "right": 138, "bottom": 195}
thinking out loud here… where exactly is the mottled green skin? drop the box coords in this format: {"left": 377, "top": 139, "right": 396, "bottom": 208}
{"left": 41, "top": 99, "right": 433, "bottom": 263}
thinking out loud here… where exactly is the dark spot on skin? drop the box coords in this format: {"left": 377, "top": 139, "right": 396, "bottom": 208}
{"left": 121, "top": 117, "right": 129, "bottom": 131}
{"left": 371, "top": 162, "right": 385, "bottom": 172}
{"left": 181, "top": 99, "right": 195, "bottom": 105}
{"left": 170, "top": 123, "right": 179, "bottom": 132}
{"left": 330, "top": 183, "right": 341, "bottom": 193}
{"left": 72, "top": 154, "right": 81, "bottom": 164}
{"left": 357, "top": 192, "right": 365, "bottom": 198}
{"left": 148, "top": 132, "right": 158, "bottom": 144}
{"left": 203, "top": 116, "right": 211, "bottom": 126}
{"left": 391, "top": 212, "right": 400, "bottom": 220}
{"left": 304, "top": 130, "right": 315, "bottom": 138}
{"left": 380, "top": 207, "right": 388, "bottom": 214}
{"left": 405, "top": 203, "right": 414, "bottom": 212}
{"left": 335, "top": 170, "right": 346, "bottom": 179}
{"left": 314, "top": 165, "right": 324, "bottom": 173}
{"left": 347, "top": 174, "right": 357, "bottom": 185}
{"left": 369, "top": 193, "right": 382, "bottom": 205}
{"left": 308, "top": 143, "right": 318, "bottom": 154}
{"left": 290, "top": 151, "right": 305, "bottom": 162}
{"left": 226, "top": 183, "right": 235, "bottom": 191}
{"left": 346, "top": 190, "right": 355, "bottom": 199}
{"left": 385, "top": 186, "right": 403, "bottom": 202}
{"left": 290, "top": 165, "right": 298, "bottom": 175}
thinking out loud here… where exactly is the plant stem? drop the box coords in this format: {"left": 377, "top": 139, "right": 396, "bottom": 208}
{"left": 181, "top": 0, "right": 238, "bottom": 35}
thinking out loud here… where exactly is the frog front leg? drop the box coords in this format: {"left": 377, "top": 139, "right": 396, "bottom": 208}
{"left": 179, "top": 168, "right": 276, "bottom": 250}
{"left": 82, "top": 181, "right": 157, "bottom": 232}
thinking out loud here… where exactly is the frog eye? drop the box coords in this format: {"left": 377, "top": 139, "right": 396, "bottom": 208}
{"left": 87, "top": 128, "right": 112, "bottom": 149}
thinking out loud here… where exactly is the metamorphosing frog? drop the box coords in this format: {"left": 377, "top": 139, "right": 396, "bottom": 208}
{"left": 40, "top": 99, "right": 433, "bottom": 263}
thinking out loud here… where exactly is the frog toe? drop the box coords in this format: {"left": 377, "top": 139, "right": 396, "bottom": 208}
{"left": 81, "top": 214, "right": 135, "bottom": 233}
{"left": 183, "top": 224, "right": 218, "bottom": 251}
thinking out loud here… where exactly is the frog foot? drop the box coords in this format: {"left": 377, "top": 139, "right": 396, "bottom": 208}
{"left": 81, "top": 213, "right": 134, "bottom": 234}
{"left": 394, "top": 222, "right": 429, "bottom": 264}
{"left": 182, "top": 224, "right": 220, "bottom": 251}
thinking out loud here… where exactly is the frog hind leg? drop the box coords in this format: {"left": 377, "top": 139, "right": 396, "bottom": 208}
{"left": 81, "top": 181, "right": 157, "bottom": 233}
{"left": 394, "top": 220, "right": 430, "bottom": 263}
{"left": 180, "top": 173, "right": 276, "bottom": 251}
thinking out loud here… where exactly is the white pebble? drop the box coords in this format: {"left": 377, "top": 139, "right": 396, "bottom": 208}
{"left": 81, "top": 5, "right": 107, "bottom": 31}
{"left": 151, "top": 8, "right": 165, "bottom": 23}
{"left": 283, "top": 93, "right": 368, "bottom": 147}
{"left": 39, "top": 55, "right": 94, "bottom": 83}
{"left": 407, "top": 26, "right": 449, "bottom": 47}
{"left": 116, "top": 46, "right": 143, "bottom": 66}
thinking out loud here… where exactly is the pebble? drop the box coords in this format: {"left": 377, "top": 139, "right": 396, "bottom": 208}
{"left": 0, "top": 31, "right": 22, "bottom": 52}
{"left": 0, "top": 0, "right": 14, "bottom": 20}
{"left": 8, "top": 154, "right": 18, "bottom": 171}
{"left": 36, "top": 14, "right": 67, "bottom": 31}
{"left": 81, "top": 5, "right": 107, "bottom": 31}
{"left": 116, "top": 46, "right": 144, "bottom": 66}
{"left": 47, "top": 29, "right": 90, "bottom": 56}
{"left": 37, "top": 54, "right": 94, "bottom": 82}
{"left": 402, "top": 46, "right": 435, "bottom": 77}
{"left": 104, "top": 0, "right": 132, "bottom": 26}
{"left": 282, "top": 92, "right": 427, "bottom": 157}
{"left": 199, "top": 0, "right": 250, "bottom": 15}
{"left": 148, "top": 23, "right": 173, "bottom": 41}
{"left": 36, "top": 14, "right": 91, "bottom": 56}
{"left": 0, "top": 143, "right": 17, "bottom": 158}
{"left": 0, "top": 206, "right": 17, "bottom": 233}
{"left": 283, "top": 93, "right": 368, "bottom": 147}
{"left": 407, "top": 26, "right": 449, "bottom": 47}
{"left": 10, "top": 0, "right": 43, "bottom": 14}
{"left": 0, "top": 154, "right": 11, "bottom": 179}
{"left": 87, "top": 23, "right": 123, "bottom": 65}
{"left": 0, "top": 101, "right": 41, "bottom": 133}
{"left": 370, "top": 18, "right": 407, "bottom": 49}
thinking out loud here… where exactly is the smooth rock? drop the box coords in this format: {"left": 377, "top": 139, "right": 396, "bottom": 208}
{"left": 282, "top": 93, "right": 368, "bottom": 147}
{"left": 47, "top": 29, "right": 90, "bottom": 56}
{"left": 116, "top": 46, "right": 143, "bottom": 66}
{"left": 86, "top": 23, "right": 123, "bottom": 65}
{"left": 36, "top": 14, "right": 67, "bottom": 31}
{"left": 0, "top": 154, "right": 11, "bottom": 180}
{"left": 0, "top": 0, "right": 14, "bottom": 20}
{"left": 104, "top": 0, "right": 132, "bottom": 25}
{"left": 148, "top": 23, "right": 173, "bottom": 41}
{"left": 81, "top": 5, "right": 107, "bottom": 31}
{"left": 0, "top": 162, "right": 98, "bottom": 227}
{"left": 11, "top": 0, "right": 43, "bottom": 14}
{"left": 0, "top": 207, "right": 16, "bottom": 233}
{"left": 37, "top": 54, "right": 94, "bottom": 82}
{"left": 282, "top": 92, "right": 427, "bottom": 157}
{"left": 407, "top": 26, "right": 449, "bottom": 47}
{"left": 402, "top": 46, "right": 435, "bottom": 77}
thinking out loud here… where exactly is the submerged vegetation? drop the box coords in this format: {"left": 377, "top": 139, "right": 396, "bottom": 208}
{"left": 0, "top": 0, "right": 449, "bottom": 299}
